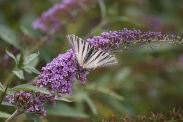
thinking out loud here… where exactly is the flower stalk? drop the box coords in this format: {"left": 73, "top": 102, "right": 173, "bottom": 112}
{"left": 0, "top": 69, "right": 15, "bottom": 106}
{"left": 5, "top": 109, "right": 23, "bottom": 122}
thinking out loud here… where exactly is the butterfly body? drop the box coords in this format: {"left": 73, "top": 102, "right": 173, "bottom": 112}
{"left": 67, "top": 34, "right": 118, "bottom": 70}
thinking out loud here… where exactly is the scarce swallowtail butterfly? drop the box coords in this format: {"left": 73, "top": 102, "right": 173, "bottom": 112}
{"left": 67, "top": 34, "right": 118, "bottom": 70}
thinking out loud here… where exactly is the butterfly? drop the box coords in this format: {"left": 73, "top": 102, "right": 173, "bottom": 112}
{"left": 67, "top": 34, "right": 118, "bottom": 70}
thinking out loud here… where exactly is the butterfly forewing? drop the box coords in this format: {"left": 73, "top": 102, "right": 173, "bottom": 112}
{"left": 67, "top": 34, "right": 118, "bottom": 69}
{"left": 67, "top": 34, "right": 83, "bottom": 65}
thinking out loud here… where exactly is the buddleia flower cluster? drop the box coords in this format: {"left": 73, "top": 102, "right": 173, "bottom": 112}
{"left": 32, "top": 0, "right": 96, "bottom": 33}
{"left": 6, "top": 90, "right": 55, "bottom": 117}
{"left": 87, "top": 28, "right": 183, "bottom": 53}
{"left": 6, "top": 50, "right": 78, "bottom": 117}
{"left": 6, "top": 28, "right": 183, "bottom": 117}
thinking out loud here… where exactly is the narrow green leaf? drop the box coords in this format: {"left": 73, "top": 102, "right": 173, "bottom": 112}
{"left": 16, "top": 52, "right": 25, "bottom": 69}
{"left": 1, "top": 101, "right": 15, "bottom": 107}
{"left": 7, "top": 88, "right": 15, "bottom": 96}
{"left": 98, "top": 0, "right": 106, "bottom": 19}
{"left": 27, "top": 114, "right": 41, "bottom": 122}
{"left": 47, "top": 103, "right": 89, "bottom": 118}
{"left": 55, "top": 97, "right": 75, "bottom": 102}
{"left": 0, "top": 24, "right": 22, "bottom": 49}
{"left": 23, "top": 65, "right": 40, "bottom": 74}
{"left": 5, "top": 49, "right": 17, "bottom": 64}
{"left": 12, "top": 84, "right": 51, "bottom": 95}
{"left": 0, "top": 82, "right": 5, "bottom": 92}
{"left": 24, "top": 68, "right": 31, "bottom": 74}
{"left": 88, "top": 85, "right": 124, "bottom": 101}
{"left": 105, "top": 96, "right": 129, "bottom": 113}
{"left": 20, "top": 14, "right": 41, "bottom": 37}
{"left": 0, "top": 111, "right": 11, "bottom": 118}
{"left": 13, "top": 69, "right": 24, "bottom": 80}
{"left": 98, "top": 87, "right": 125, "bottom": 101}
{"left": 27, "top": 55, "right": 39, "bottom": 72}
{"left": 40, "top": 46, "right": 51, "bottom": 62}
{"left": 83, "top": 94, "right": 97, "bottom": 115}
{"left": 114, "top": 67, "right": 132, "bottom": 82}
{"left": 24, "top": 51, "right": 40, "bottom": 65}
{"left": 20, "top": 24, "right": 35, "bottom": 36}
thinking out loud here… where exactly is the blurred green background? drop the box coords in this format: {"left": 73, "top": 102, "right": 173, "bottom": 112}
{"left": 0, "top": 0, "right": 183, "bottom": 121}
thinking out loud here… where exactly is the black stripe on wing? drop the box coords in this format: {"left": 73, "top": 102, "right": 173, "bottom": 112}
{"left": 83, "top": 47, "right": 96, "bottom": 64}
{"left": 97, "top": 55, "right": 118, "bottom": 67}
{"left": 67, "top": 34, "right": 118, "bottom": 69}
{"left": 84, "top": 50, "right": 103, "bottom": 65}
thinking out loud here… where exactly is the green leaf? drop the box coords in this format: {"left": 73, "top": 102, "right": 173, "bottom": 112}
{"left": 20, "top": 14, "right": 42, "bottom": 37}
{"left": 55, "top": 97, "right": 75, "bottom": 102}
{"left": 0, "top": 24, "right": 22, "bottom": 49}
{"left": 0, "top": 111, "right": 11, "bottom": 118}
{"left": 7, "top": 88, "right": 15, "bottom": 96}
{"left": 23, "top": 65, "right": 40, "bottom": 74}
{"left": 1, "top": 101, "right": 15, "bottom": 107}
{"left": 114, "top": 67, "right": 132, "bottom": 82}
{"left": 20, "top": 24, "right": 36, "bottom": 37}
{"left": 105, "top": 96, "right": 130, "bottom": 114}
{"left": 26, "top": 114, "right": 42, "bottom": 122}
{"left": 5, "top": 49, "right": 17, "bottom": 64}
{"left": 24, "top": 51, "right": 40, "bottom": 65}
{"left": 13, "top": 69, "right": 24, "bottom": 80}
{"left": 12, "top": 84, "right": 51, "bottom": 95}
{"left": 88, "top": 85, "right": 125, "bottom": 101}
{"left": 98, "top": 0, "right": 106, "bottom": 19}
{"left": 83, "top": 94, "right": 97, "bottom": 115}
{"left": 27, "top": 55, "right": 39, "bottom": 68}
{"left": 16, "top": 52, "right": 25, "bottom": 69}
{"left": 47, "top": 102, "right": 89, "bottom": 118}
{"left": 98, "top": 87, "right": 125, "bottom": 101}
{"left": 0, "top": 82, "right": 5, "bottom": 92}
{"left": 40, "top": 46, "right": 51, "bottom": 62}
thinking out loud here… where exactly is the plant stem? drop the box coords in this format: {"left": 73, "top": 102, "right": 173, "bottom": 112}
{"left": 27, "top": 29, "right": 56, "bottom": 54}
{"left": 0, "top": 71, "right": 15, "bottom": 106}
{"left": 0, "top": 24, "right": 54, "bottom": 107}
{"left": 5, "top": 109, "right": 23, "bottom": 122}
{"left": 84, "top": 20, "right": 106, "bottom": 39}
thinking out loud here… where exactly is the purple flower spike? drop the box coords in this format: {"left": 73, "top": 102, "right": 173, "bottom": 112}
{"left": 36, "top": 49, "right": 89, "bottom": 94}
{"left": 6, "top": 49, "right": 90, "bottom": 117}
{"left": 32, "top": 0, "right": 96, "bottom": 33}
{"left": 6, "top": 90, "right": 53, "bottom": 117}
{"left": 6, "top": 47, "right": 92, "bottom": 116}
{"left": 37, "top": 49, "right": 77, "bottom": 95}
{"left": 87, "top": 28, "right": 183, "bottom": 52}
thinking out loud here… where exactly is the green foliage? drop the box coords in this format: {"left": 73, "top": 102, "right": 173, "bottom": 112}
{"left": 5, "top": 49, "right": 17, "bottom": 64}
{"left": 0, "top": 82, "right": 5, "bottom": 93}
{"left": 11, "top": 84, "right": 51, "bottom": 95}
{"left": 6, "top": 50, "right": 40, "bottom": 79}
{"left": 102, "top": 109, "right": 183, "bottom": 122}
{"left": 26, "top": 114, "right": 42, "bottom": 122}
{"left": 0, "top": 24, "right": 22, "bottom": 50}
{"left": 12, "top": 69, "right": 24, "bottom": 80}
{"left": 47, "top": 102, "right": 89, "bottom": 118}
{"left": 0, "top": 0, "right": 183, "bottom": 122}
{"left": 1, "top": 101, "right": 15, "bottom": 107}
{"left": 0, "top": 111, "right": 11, "bottom": 118}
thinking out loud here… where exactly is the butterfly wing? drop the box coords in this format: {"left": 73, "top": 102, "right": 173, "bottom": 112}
{"left": 67, "top": 34, "right": 118, "bottom": 69}
{"left": 84, "top": 49, "right": 118, "bottom": 69}
{"left": 67, "top": 34, "right": 89, "bottom": 66}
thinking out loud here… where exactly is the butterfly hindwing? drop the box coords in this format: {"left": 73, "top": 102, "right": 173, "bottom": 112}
{"left": 84, "top": 50, "right": 118, "bottom": 69}
{"left": 67, "top": 34, "right": 118, "bottom": 69}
